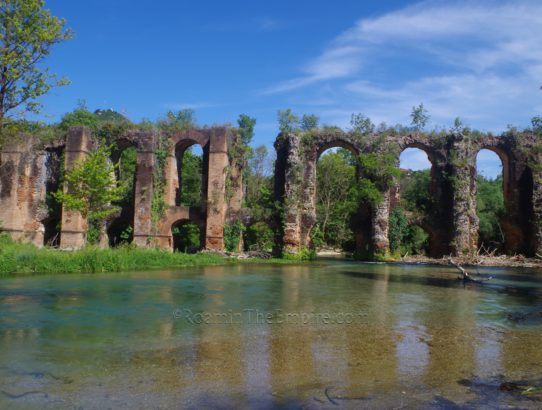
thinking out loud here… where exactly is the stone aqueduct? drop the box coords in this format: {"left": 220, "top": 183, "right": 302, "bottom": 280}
{"left": 1, "top": 125, "right": 541, "bottom": 258}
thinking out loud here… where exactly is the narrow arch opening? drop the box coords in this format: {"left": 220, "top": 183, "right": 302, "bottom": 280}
{"left": 244, "top": 221, "right": 274, "bottom": 252}
{"left": 391, "top": 148, "right": 433, "bottom": 256}
{"left": 314, "top": 147, "right": 358, "bottom": 253}
{"left": 475, "top": 149, "right": 505, "bottom": 254}
{"left": 43, "top": 147, "right": 64, "bottom": 247}
{"left": 175, "top": 143, "right": 205, "bottom": 207}
{"left": 172, "top": 219, "right": 201, "bottom": 253}
{"left": 108, "top": 143, "right": 137, "bottom": 247}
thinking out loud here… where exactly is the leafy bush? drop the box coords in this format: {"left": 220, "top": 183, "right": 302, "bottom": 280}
{"left": 224, "top": 220, "right": 245, "bottom": 252}
{"left": 245, "top": 222, "right": 274, "bottom": 251}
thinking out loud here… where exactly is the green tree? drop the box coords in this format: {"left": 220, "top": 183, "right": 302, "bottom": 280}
{"left": 237, "top": 114, "right": 256, "bottom": 146}
{"left": 158, "top": 109, "right": 196, "bottom": 133}
{"left": 180, "top": 147, "right": 203, "bottom": 207}
{"left": 531, "top": 115, "right": 542, "bottom": 134}
{"left": 54, "top": 144, "right": 126, "bottom": 244}
{"left": 410, "top": 103, "right": 430, "bottom": 131}
{"left": 0, "top": 0, "right": 72, "bottom": 131}
{"left": 245, "top": 144, "right": 274, "bottom": 222}
{"left": 277, "top": 108, "right": 299, "bottom": 133}
{"left": 301, "top": 114, "right": 319, "bottom": 131}
{"left": 316, "top": 151, "right": 357, "bottom": 247}
{"left": 451, "top": 117, "right": 465, "bottom": 134}
{"left": 400, "top": 169, "right": 433, "bottom": 213}
{"left": 389, "top": 207, "right": 408, "bottom": 253}
{"left": 350, "top": 113, "right": 374, "bottom": 134}
{"left": 172, "top": 222, "right": 200, "bottom": 252}
{"left": 356, "top": 151, "right": 401, "bottom": 206}
{"left": 59, "top": 107, "right": 99, "bottom": 132}
{"left": 476, "top": 175, "right": 505, "bottom": 251}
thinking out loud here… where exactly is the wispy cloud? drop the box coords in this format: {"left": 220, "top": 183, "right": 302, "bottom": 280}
{"left": 263, "top": 0, "right": 542, "bottom": 131}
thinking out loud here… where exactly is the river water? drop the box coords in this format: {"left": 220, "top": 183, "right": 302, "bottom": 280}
{"left": 1, "top": 259, "right": 542, "bottom": 409}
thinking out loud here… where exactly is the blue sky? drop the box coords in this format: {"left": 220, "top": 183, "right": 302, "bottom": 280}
{"left": 39, "top": 0, "right": 541, "bottom": 177}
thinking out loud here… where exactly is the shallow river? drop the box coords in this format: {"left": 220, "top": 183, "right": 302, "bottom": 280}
{"left": 1, "top": 259, "right": 542, "bottom": 409}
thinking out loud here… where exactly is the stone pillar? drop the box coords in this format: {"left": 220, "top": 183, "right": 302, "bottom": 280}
{"left": 163, "top": 151, "right": 178, "bottom": 207}
{"left": 300, "top": 148, "right": 317, "bottom": 248}
{"left": 204, "top": 128, "right": 229, "bottom": 250}
{"left": 274, "top": 134, "right": 302, "bottom": 255}
{"left": 132, "top": 137, "right": 156, "bottom": 247}
{"left": 226, "top": 155, "right": 245, "bottom": 252}
{"left": 372, "top": 189, "right": 391, "bottom": 256}
{"left": 60, "top": 127, "right": 92, "bottom": 249}
{"left": 0, "top": 137, "right": 47, "bottom": 246}
{"left": 532, "top": 171, "right": 542, "bottom": 256}
{"left": 449, "top": 136, "right": 478, "bottom": 256}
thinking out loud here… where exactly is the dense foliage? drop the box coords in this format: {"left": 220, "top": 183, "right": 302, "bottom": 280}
{"left": 0, "top": 0, "right": 72, "bottom": 135}
{"left": 54, "top": 143, "right": 127, "bottom": 244}
{"left": 477, "top": 175, "right": 505, "bottom": 251}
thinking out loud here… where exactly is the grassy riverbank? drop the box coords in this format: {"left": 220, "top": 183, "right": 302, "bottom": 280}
{"left": 0, "top": 234, "right": 236, "bottom": 276}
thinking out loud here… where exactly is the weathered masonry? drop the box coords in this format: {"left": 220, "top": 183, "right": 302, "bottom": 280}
{"left": 1, "top": 126, "right": 542, "bottom": 258}
{"left": 0, "top": 126, "right": 243, "bottom": 251}
{"left": 273, "top": 130, "right": 542, "bottom": 258}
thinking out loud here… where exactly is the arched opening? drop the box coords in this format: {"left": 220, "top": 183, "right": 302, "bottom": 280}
{"left": 313, "top": 146, "right": 358, "bottom": 254}
{"left": 175, "top": 142, "right": 206, "bottom": 207}
{"left": 171, "top": 219, "right": 202, "bottom": 253}
{"left": 244, "top": 221, "right": 274, "bottom": 252}
{"left": 389, "top": 218, "right": 431, "bottom": 256}
{"left": 475, "top": 149, "right": 505, "bottom": 254}
{"left": 43, "top": 147, "right": 64, "bottom": 247}
{"left": 108, "top": 141, "right": 137, "bottom": 247}
{"left": 392, "top": 147, "right": 434, "bottom": 256}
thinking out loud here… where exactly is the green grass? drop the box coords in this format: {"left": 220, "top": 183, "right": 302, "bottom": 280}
{"left": 0, "top": 233, "right": 304, "bottom": 276}
{"left": 0, "top": 233, "right": 234, "bottom": 276}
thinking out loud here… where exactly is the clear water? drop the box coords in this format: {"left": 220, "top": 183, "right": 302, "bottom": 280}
{"left": 1, "top": 259, "right": 542, "bottom": 409}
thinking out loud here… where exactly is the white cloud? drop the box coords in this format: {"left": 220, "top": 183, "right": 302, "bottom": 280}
{"left": 264, "top": 0, "right": 542, "bottom": 133}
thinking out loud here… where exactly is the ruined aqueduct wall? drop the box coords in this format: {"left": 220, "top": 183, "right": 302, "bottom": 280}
{"left": 273, "top": 130, "right": 542, "bottom": 258}
{"left": 1, "top": 126, "right": 541, "bottom": 258}
{"left": 0, "top": 126, "right": 243, "bottom": 251}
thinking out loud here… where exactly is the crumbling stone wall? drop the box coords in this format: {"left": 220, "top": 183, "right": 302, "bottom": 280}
{"left": 0, "top": 136, "right": 51, "bottom": 246}
{"left": 273, "top": 130, "right": 542, "bottom": 259}
{"left": 2, "top": 124, "right": 540, "bottom": 258}
{"left": 0, "top": 126, "right": 242, "bottom": 252}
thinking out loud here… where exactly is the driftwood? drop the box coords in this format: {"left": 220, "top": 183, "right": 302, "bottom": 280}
{"left": 448, "top": 258, "right": 492, "bottom": 283}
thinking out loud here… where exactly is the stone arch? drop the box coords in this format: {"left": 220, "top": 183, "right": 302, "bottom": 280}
{"left": 471, "top": 138, "right": 533, "bottom": 255}
{"left": 473, "top": 145, "right": 510, "bottom": 206}
{"left": 174, "top": 138, "right": 208, "bottom": 207}
{"left": 473, "top": 148, "right": 507, "bottom": 253}
{"left": 155, "top": 128, "right": 231, "bottom": 251}
{"left": 244, "top": 221, "right": 274, "bottom": 252}
{"left": 301, "top": 135, "right": 362, "bottom": 251}
{"left": 405, "top": 221, "right": 432, "bottom": 256}
{"left": 171, "top": 218, "right": 204, "bottom": 253}
{"left": 392, "top": 139, "right": 451, "bottom": 257}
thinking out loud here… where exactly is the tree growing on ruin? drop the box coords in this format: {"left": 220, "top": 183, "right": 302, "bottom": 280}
{"left": 54, "top": 144, "right": 127, "bottom": 244}
{"left": 158, "top": 109, "right": 197, "bottom": 133}
{"left": 350, "top": 113, "right": 374, "bottom": 135}
{"left": 277, "top": 108, "right": 299, "bottom": 133}
{"left": 301, "top": 114, "right": 319, "bottom": 131}
{"left": 237, "top": 114, "right": 256, "bottom": 146}
{"left": 0, "top": 0, "right": 72, "bottom": 133}
{"left": 532, "top": 116, "right": 542, "bottom": 135}
{"left": 410, "top": 103, "right": 430, "bottom": 131}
